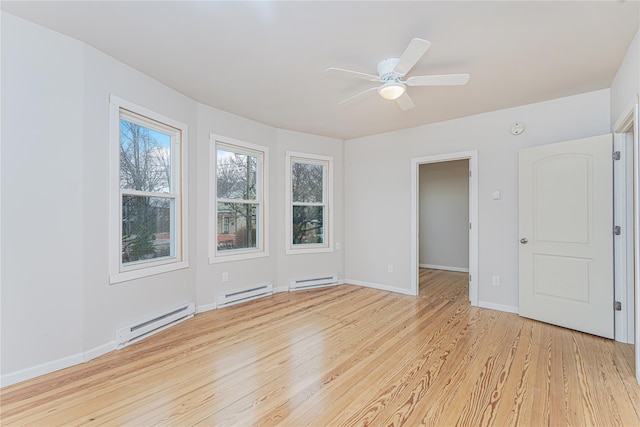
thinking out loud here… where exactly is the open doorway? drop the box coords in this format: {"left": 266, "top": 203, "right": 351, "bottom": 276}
{"left": 410, "top": 151, "right": 478, "bottom": 304}
{"left": 418, "top": 160, "right": 469, "bottom": 296}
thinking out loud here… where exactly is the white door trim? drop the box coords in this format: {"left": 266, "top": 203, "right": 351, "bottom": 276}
{"left": 613, "top": 100, "right": 639, "bottom": 385}
{"left": 410, "top": 150, "right": 478, "bottom": 305}
{"left": 633, "top": 102, "right": 640, "bottom": 385}
{"left": 613, "top": 130, "right": 634, "bottom": 344}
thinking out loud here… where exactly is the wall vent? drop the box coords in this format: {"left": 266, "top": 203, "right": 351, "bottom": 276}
{"left": 217, "top": 283, "right": 273, "bottom": 308}
{"left": 115, "top": 302, "right": 195, "bottom": 349}
{"left": 289, "top": 275, "right": 338, "bottom": 291}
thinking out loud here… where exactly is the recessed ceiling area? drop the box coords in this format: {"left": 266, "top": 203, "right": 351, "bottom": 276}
{"left": 2, "top": 1, "right": 638, "bottom": 140}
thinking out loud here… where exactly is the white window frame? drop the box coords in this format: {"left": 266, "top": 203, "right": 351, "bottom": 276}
{"left": 210, "top": 134, "right": 269, "bottom": 263}
{"left": 286, "top": 151, "right": 333, "bottom": 255}
{"left": 109, "top": 95, "right": 189, "bottom": 284}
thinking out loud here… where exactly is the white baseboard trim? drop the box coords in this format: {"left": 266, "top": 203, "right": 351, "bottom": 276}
{"left": 1, "top": 351, "right": 84, "bottom": 388}
{"left": 419, "top": 264, "right": 469, "bottom": 273}
{"left": 477, "top": 300, "right": 519, "bottom": 314}
{"left": 1, "top": 339, "right": 123, "bottom": 387}
{"left": 196, "top": 302, "right": 217, "bottom": 314}
{"left": 345, "top": 279, "right": 415, "bottom": 296}
{"left": 84, "top": 341, "right": 116, "bottom": 362}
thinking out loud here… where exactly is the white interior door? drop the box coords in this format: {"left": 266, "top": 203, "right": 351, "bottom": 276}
{"left": 519, "top": 134, "right": 613, "bottom": 339}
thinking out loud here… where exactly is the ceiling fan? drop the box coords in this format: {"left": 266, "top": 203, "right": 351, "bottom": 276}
{"left": 326, "top": 38, "right": 470, "bottom": 111}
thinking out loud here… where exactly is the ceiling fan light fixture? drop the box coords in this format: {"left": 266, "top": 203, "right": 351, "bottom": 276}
{"left": 378, "top": 81, "right": 406, "bottom": 100}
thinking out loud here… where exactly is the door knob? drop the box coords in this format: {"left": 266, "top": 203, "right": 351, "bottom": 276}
{"left": 520, "top": 238, "right": 528, "bottom": 244}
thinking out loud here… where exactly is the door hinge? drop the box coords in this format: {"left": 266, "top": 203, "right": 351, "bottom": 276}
{"left": 469, "top": 222, "right": 472, "bottom": 230}
{"left": 469, "top": 275, "right": 472, "bottom": 282}
{"left": 613, "top": 151, "right": 621, "bottom": 161}
{"left": 615, "top": 301, "right": 622, "bottom": 311}
{"left": 614, "top": 225, "right": 621, "bottom": 236}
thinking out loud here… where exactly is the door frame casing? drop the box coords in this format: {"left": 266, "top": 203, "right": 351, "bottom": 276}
{"left": 613, "top": 121, "right": 634, "bottom": 344}
{"left": 613, "top": 100, "right": 640, "bottom": 385}
{"left": 410, "top": 150, "right": 478, "bottom": 304}
{"left": 635, "top": 103, "right": 640, "bottom": 386}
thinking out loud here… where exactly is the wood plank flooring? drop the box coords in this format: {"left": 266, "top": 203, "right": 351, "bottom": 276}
{"left": 1, "top": 269, "right": 639, "bottom": 426}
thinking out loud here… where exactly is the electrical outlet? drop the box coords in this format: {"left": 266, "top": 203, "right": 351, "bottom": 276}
{"left": 388, "top": 264, "right": 394, "bottom": 273}
{"left": 492, "top": 275, "right": 500, "bottom": 286}
{"left": 222, "top": 272, "right": 229, "bottom": 282}
{"left": 335, "top": 242, "right": 341, "bottom": 250}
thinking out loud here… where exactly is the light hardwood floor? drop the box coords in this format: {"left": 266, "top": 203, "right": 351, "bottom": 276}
{"left": 1, "top": 269, "right": 639, "bottom": 426}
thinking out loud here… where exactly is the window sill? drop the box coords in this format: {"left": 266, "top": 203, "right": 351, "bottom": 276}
{"left": 110, "top": 260, "right": 189, "bottom": 284}
{"left": 209, "top": 250, "right": 270, "bottom": 264}
{"left": 286, "top": 246, "right": 334, "bottom": 255}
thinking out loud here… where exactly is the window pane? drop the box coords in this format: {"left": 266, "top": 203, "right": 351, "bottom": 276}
{"left": 292, "top": 205, "right": 324, "bottom": 244}
{"left": 217, "top": 202, "right": 258, "bottom": 251}
{"left": 120, "top": 119, "right": 172, "bottom": 193}
{"left": 292, "top": 162, "right": 323, "bottom": 203}
{"left": 217, "top": 149, "right": 257, "bottom": 200}
{"left": 122, "top": 195, "right": 173, "bottom": 263}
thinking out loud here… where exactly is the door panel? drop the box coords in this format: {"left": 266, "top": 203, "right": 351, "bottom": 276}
{"left": 535, "top": 156, "right": 590, "bottom": 243}
{"left": 533, "top": 254, "right": 590, "bottom": 302}
{"left": 519, "top": 134, "right": 613, "bottom": 339}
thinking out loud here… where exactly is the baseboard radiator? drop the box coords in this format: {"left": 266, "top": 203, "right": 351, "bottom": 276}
{"left": 115, "top": 302, "right": 195, "bottom": 349}
{"left": 289, "top": 275, "right": 338, "bottom": 291}
{"left": 217, "top": 283, "right": 273, "bottom": 308}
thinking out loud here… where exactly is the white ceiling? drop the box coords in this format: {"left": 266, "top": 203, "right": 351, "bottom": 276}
{"left": 2, "top": 1, "right": 638, "bottom": 140}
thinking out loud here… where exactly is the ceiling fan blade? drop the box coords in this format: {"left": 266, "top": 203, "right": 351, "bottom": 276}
{"left": 394, "top": 38, "right": 432, "bottom": 76}
{"left": 326, "top": 67, "right": 379, "bottom": 81}
{"left": 396, "top": 92, "right": 415, "bottom": 111}
{"left": 338, "top": 87, "right": 379, "bottom": 105}
{"left": 406, "top": 74, "right": 470, "bottom": 86}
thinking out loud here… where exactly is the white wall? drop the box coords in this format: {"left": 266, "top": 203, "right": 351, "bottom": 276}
{"left": 610, "top": 30, "right": 639, "bottom": 127}
{"left": 275, "top": 129, "right": 345, "bottom": 287}
{"left": 1, "top": 13, "right": 199, "bottom": 383}
{"left": 419, "top": 160, "right": 469, "bottom": 271}
{"left": 1, "top": 12, "right": 85, "bottom": 377}
{"left": 194, "top": 113, "right": 346, "bottom": 307}
{"left": 81, "top": 45, "right": 199, "bottom": 355}
{"left": 195, "top": 103, "right": 278, "bottom": 307}
{"left": 345, "top": 89, "right": 610, "bottom": 309}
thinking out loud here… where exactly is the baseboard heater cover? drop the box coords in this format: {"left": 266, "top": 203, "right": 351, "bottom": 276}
{"left": 116, "top": 302, "right": 195, "bottom": 349}
{"left": 217, "top": 283, "right": 273, "bottom": 308}
{"left": 289, "top": 275, "right": 338, "bottom": 291}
